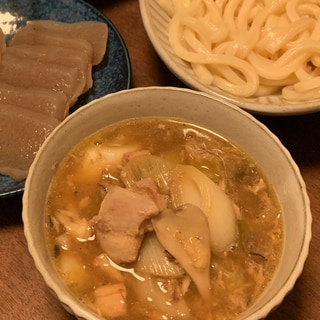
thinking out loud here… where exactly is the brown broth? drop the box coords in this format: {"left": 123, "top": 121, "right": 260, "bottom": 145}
{"left": 44, "top": 117, "right": 283, "bottom": 320}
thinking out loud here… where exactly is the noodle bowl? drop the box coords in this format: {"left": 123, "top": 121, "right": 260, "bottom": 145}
{"left": 156, "top": 0, "right": 320, "bottom": 101}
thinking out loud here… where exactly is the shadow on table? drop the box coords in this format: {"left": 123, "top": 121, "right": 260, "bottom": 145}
{"left": 0, "top": 193, "right": 23, "bottom": 226}
{"left": 257, "top": 111, "right": 320, "bottom": 166}
{"left": 86, "top": 0, "right": 126, "bottom": 9}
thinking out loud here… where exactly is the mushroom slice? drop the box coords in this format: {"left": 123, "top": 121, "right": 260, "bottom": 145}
{"left": 152, "top": 204, "right": 211, "bottom": 300}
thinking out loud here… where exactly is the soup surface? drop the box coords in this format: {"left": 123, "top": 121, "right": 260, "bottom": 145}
{"left": 45, "top": 117, "right": 283, "bottom": 320}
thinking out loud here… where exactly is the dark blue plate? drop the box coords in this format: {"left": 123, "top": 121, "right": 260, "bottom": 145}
{"left": 0, "top": 0, "right": 131, "bottom": 198}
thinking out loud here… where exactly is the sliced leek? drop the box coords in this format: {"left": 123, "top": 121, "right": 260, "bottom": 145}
{"left": 120, "top": 154, "right": 173, "bottom": 193}
{"left": 169, "top": 164, "right": 237, "bottom": 252}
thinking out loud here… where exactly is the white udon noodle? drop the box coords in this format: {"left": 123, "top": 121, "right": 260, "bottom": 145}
{"left": 157, "top": 0, "right": 320, "bottom": 100}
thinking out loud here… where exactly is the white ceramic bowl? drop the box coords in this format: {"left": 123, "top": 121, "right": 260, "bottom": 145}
{"left": 22, "top": 87, "right": 312, "bottom": 320}
{"left": 139, "top": 0, "right": 320, "bottom": 116}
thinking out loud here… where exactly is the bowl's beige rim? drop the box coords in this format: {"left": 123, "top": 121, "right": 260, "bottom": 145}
{"left": 139, "top": 0, "right": 320, "bottom": 116}
{"left": 22, "top": 86, "right": 312, "bottom": 320}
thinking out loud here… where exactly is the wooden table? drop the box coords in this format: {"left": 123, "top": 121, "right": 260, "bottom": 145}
{"left": 1, "top": 1, "right": 319, "bottom": 319}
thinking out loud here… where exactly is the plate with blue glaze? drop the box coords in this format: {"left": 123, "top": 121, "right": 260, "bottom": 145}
{"left": 0, "top": 0, "right": 131, "bottom": 198}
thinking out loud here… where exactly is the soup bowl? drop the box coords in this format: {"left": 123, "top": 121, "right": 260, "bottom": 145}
{"left": 22, "top": 87, "right": 312, "bottom": 320}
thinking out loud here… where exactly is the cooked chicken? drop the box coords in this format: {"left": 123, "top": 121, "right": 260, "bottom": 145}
{"left": 92, "top": 181, "right": 168, "bottom": 264}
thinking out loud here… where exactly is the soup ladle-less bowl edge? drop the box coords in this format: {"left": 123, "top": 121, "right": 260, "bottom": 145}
{"left": 22, "top": 87, "right": 312, "bottom": 320}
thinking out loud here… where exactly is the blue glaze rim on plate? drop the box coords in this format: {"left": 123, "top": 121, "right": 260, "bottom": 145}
{"left": 0, "top": 0, "right": 132, "bottom": 198}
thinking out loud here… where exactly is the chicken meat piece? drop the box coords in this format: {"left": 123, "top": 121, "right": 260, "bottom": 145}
{"left": 92, "top": 182, "right": 168, "bottom": 264}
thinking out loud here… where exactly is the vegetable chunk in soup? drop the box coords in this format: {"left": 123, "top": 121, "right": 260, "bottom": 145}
{"left": 45, "top": 118, "right": 283, "bottom": 320}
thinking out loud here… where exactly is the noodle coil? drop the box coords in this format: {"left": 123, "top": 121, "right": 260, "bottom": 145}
{"left": 158, "top": 0, "right": 320, "bottom": 100}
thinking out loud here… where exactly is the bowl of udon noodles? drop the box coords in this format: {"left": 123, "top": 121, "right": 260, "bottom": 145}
{"left": 22, "top": 87, "right": 311, "bottom": 320}
{"left": 139, "top": 0, "right": 320, "bottom": 116}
